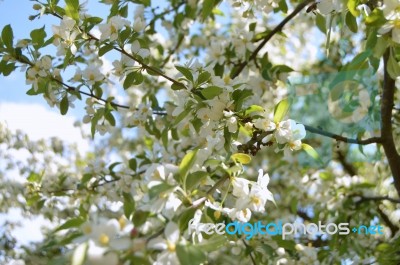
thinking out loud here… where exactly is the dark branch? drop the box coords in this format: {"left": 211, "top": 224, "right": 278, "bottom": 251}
{"left": 304, "top": 125, "right": 382, "bottom": 145}
{"left": 354, "top": 195, "right": 400, "bottom": 204}
{"left": 230, "top": 0, "right": 314, "bottom": 79}
{"left": 381, "top": 48, "right": 400, "bottom": 197}
{"left": 336, "top": 149, "right": 357, "bottom": 176}
{"left": 160, "top": 34, "right": 184, "bottom": 68}
{"left": 377, "top": 207, "right": 399, "bottom": 236}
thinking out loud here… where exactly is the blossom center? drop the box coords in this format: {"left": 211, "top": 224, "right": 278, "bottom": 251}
{"left": 251, "top": 196, "right": 261, "bottom": 205}
{"left": 394, "top": 19, "right": 400, "bottom": 29}
{"left": 167, "top": 241, "right": 176, "bottom": 252}
{"left": 99, "top": 233, "right": 110, "bottom": 246}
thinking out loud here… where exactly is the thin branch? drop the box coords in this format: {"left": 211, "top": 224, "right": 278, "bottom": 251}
{"left": 160, "top": 34, "right": 184, "bottom": 68}
{"left": 354, "top": 195, "right": 400, "bottom": 204}
{"left": 49, "top": 11, "right": 186, "bottom": 89}
{"left": 304, "top": 125, "right": 382, "bottom": 145}
{"left": 242, "top": 239, "right": 257, "bottom": 265}
{"left": 146, "top": 2, "right": 185, "bottom": 28}
{"left": 191, "top": 174, "right": 230, "bottom": 208}
{"left": 230, "top": 0, "right": 314, "bottom": 79}
{"left": 15, "top": 55, "right": 167, "bottom": 115}
{"left": 381, "top": 48, "right": 400, "bottom": 197}
{"left": 377, "top": 207, "right": 399, "bottom": 236}
{"left": 336, "top": 149, "right": 357, "bottom": 176}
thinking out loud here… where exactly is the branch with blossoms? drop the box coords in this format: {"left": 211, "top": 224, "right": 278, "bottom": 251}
{"left": 48, "top": 11, "right": 186, "bottom": 88}
{"left": 230, "top": 0, "right": 314, "bottom": 78}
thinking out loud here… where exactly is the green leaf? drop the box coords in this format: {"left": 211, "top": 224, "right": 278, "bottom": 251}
{"left": 2, "top": 24, "right": 13, "bottom": 48}
{"left": 104, "top": 111, "right": 116, "bottom": 126}
{"left": 99, "top": 44, "right": 114, "bottom": 56}
{"left": 373, "top": 37, "right": 388, "bottom": 58}
{"left": 27, "top": 172, "right": 43, "bottom": 183}
{"left": 179, "top": 150, "right": 198, "bottom": 185}
{"left": 56, "top": 218, "right": 85, "bottom": 232}
{"left": 345, "top": 12, "right": 358, "bottom": 33}
{"left": 271, "top": 65, "right": 294, "bottom": 75}
{"left": 319, "top": 171, "right": 334, "bottom": 181}
{"left": 0, "top": 61, "right": 16, "bottom": 76}
{"left": 302, "top": 143, "right": 320, "bottom": 161}
{"left": 197, "top": 71, "right": 211, "bottom": 85}
{"left": 171, "top": 82, "right": 186, "bottom": 90}
{"left": 214, "top": 63, "right": 224, "bottom": 77}
{"left": 65, "top": 0, "right": 80, "bottom": 22}
{"left": 123, "top": 70, "right": 145, "bottom": 87}
{"left": 273, "top": 98, "right": 290, "bottom": 123}
{"left": 129, "top": 158, "right": 137, "bottom": 171}
{"left": 249, "top": 22, "right": 257, "bottom": 32}
{"left": 387, "top": 52, "right": 400, "bottom": 79}
{"left": 197, "top": 235, "right": 227, "bottom": 252}
{"left": 186, "top": 171, "right": 208, "bottom": 191}
{"left": 176, "top": 245, "right": 207, "bottom": 265}
{"left": 176, "top": 65, "right": 193, "bottom": 81}
{"left": 202, "top": 0, "right": 215, "bottom": 20}
{"left": 123, "top": 192, "right": 135, "bottom": 220}
{"left": 149, "top": 183, "right": 173, "bottom": 199}
{"left": 30, "top": 26, "right": 47, "bottom": 49}
{"left": 71, "top": 242, "right": 88, "bottom": 265}
{"left": 232, "top": 89, "right": 253, "bottom": 111}
{"left": 346, "top": 50, "right": 372, "bottom": 70}
{"left": 201, "top": 86, "right": 223, "bottom": 99}
{"left": 173, "top": 107, "right": 192, "bottom": 126}
{"left": 60, "top": 95, "right": 69, "bottom": 115}
{"left": 261, "top": 68, "right": 272, "bottom": 81}
{"left": 366, "top": 29, "right": 378, "bottom": 50}
{"left": 278, "top": 0, "right": 288, "bottom": 13}
{"left": 133, "top": 211, "right": 149, "bottom": 227}
{"left": 316, "top": 13, "right": 326, "bottom": 34}
{"left": 245, "top": 105, "right": 264, "bottom": 116}
{"left": 365, "top": 9, "right": 386, "bottom": 27}
{"left": 347, "top": 0, "right": 360, "bottom": 17}
{"left": 231, "top": 153, "right": 251, "bottom": 164}
{"left": 179, "top": 207, "right": 197, "bottom": 231}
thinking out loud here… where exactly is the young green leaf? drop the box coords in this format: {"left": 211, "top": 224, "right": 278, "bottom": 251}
{"left": 302, "top": 143, "right": 321, "bottom": 162}
{"left": 179, "top": 150, "right": 198, "bottom": 185}
{"left": 273, "top": 98, "right": 290, "bottom": 123}
{"left": 231, "top": 153, "right": 251, "bottom": 164}
{"left": 65, "top": 0, "right": 80, "bottom": 21}
{"left": 72, "top": 243, "right": 88, "bottom": 265}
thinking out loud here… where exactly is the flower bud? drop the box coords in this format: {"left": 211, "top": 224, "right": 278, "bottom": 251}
{"left": 33, "top": 4, "right": 42, "bottom": 10}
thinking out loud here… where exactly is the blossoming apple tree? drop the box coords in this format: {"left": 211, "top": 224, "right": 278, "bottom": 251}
{"left": 1, "top": 0, "right": 400, "bottom": 264}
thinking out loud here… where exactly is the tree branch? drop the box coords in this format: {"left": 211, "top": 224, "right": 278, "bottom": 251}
{"left": 160, "top": 34, "right": 184, "bottom": 68}
{"left": 15, "top": 55, "right": 167, "bottom": 115}
{"left": 230, "top": 0, "right": 314, "bottom": 79}
{"left": 381, "top": 48, "right": 400, "bottom": 197}
{"left": 336, "top": 149, "right": 357, "bottom": 176}
{"left": 377, "top": 207, "right": 399, "bottom": 237}
{"left": 354, "top": 195, "right": 400, "bottom": 204}
{"left": 304, "top": 124, "right": 382, "bottom": 145}
{"left": 49, "top": 11, "right": 186, "bottom": 89}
